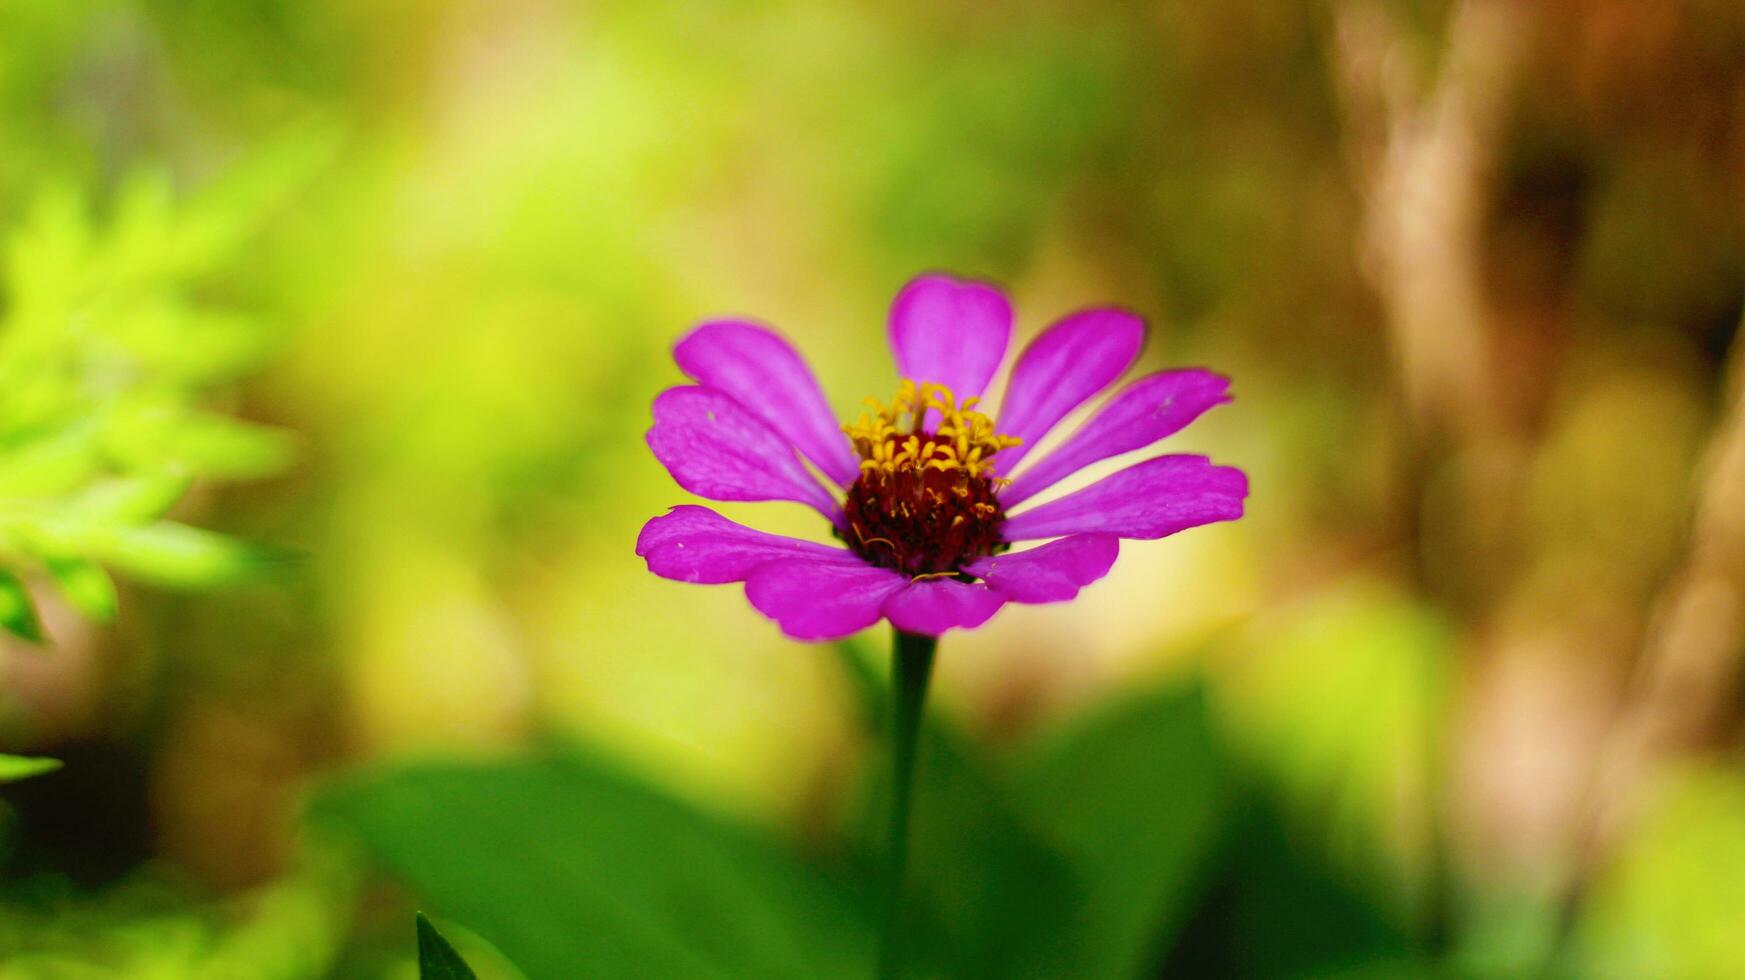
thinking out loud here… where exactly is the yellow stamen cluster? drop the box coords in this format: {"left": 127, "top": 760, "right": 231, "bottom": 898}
{"left": 837, "top": 380, "right": 1018, "bottom": 574}
{"left": 843, "top": 380, "right": 1022, "bottom": 480}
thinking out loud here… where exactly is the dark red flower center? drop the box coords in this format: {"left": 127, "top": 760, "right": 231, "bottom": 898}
{"left": 834, "top": 381, "right": 1020, "bottom": 576}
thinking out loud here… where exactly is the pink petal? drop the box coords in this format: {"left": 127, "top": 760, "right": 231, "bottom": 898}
{"left": 636, "top": 505, "right": 860, "bottom": 584}
{"left": 962, "top": 534, "right": 1119, "bottom": 604}
{"left": 888, "top": 273, "right": 1012, "bottom": 400}
{"left": 882, "top": 578, "right": 1007, "bottom": 636}
{"left": 1001, "top": 454, "right": 1247, "bottom": 541}
{"left": 993, "top": 308, "right": 1146, "bottom": 473}
{"left": 1003, "top": 369, "right": 1232, "bottom": 507}
{"left": 674, "top": 320, "right": 860, "bottom": 486}
{"left": 647, "top": 386, "right": 840, "bottom": 518}
{"left": 744, "top": 558, "right": 908, "bottom": 640}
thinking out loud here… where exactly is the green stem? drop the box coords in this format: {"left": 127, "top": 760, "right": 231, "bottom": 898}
{"left": 879, "top": 629, "right": 936, "bottom": 980}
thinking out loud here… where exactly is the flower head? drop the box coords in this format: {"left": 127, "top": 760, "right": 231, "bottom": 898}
{"left": 637, "top": 272, "right": 1247, "bottom": 640}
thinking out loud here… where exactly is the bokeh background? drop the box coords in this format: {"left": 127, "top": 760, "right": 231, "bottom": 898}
{"left": 2, "top": 0, "right": 1744, "bottom": 976}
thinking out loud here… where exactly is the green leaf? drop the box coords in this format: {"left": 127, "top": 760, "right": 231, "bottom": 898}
{"left": 0, "top": 754, "right": 62, "bottom": 782}
{"left": 97, "top": 522, "right": 274, "bottom": 587}
{"left": 864, "top": 681, "right": 1232, "bottom": 980}
{"left": 1214, "top": 584, "right": 1452, "bottom": 937}
{"left": 838, "top": 648, "right": 1226, "bottom": 979}
{"left": 0, "top": 424, "right": 102, "bottom": 498}
{"left": 417, "top": 913, "right": 481, "bottom": 980}
{"left": 1161, "top": 799, "right": 1427, "bottom": 978}
{"left": 312, "top": 753, "right": 874, "bottom": 980}
{"left": 1011, "top": 682, "right": 1232, "bottom": 979}
{"left": 833, "top": 637, "right": 1080, "bottom": 977}
{"left": 46, "top": 557, "right": 117, "bottom": 623}
{"left": 0, "top": 569, "right": 45, "bottom": 642}
{"left": 71, "top": 474, "right": 195, "bottom": 523}
{"left": 858, "top": 709, "right": 1080, "bottom": 979}
{"left": 158, "top": 413, "right": 296, "bottom": 478}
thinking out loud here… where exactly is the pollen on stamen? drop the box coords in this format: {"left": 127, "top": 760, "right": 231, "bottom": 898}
{"left": 837, "top": 380, "right": 1020, "bottom": 576}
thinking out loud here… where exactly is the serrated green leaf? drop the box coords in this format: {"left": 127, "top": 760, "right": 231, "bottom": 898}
{"left": 116, "top": 304, "right": 278, "bottom": 383}
{"left": 312, "top": 754, "right": 875, "bottom": 980}
{"left": 46, "top": 556, "right": 117, "bottom": 623}
{"left": 0, "top": 143, "right": 303, "bottom": 625}
{"left": 102, "top": 400, "right": 292, "bottom": 480}
{"left": 70, "top": 473, "right": 194, "bottom": 523}
{"left": 0, "top": 754, "right": 61, "bottom": 782}
{"left": 0, "top": 570, "right": 44, "bottom": 642}
{"left": 163, "top": 414, "right": 295, "bottom": 478}
{"left": 417, "top": 913, "right": 481, "bottom": 980}
{"left": 97, "top": 522, "right": 270, "bottom": 587}
{"left": 0, "top": 424, "right": 102, "bottom": 498}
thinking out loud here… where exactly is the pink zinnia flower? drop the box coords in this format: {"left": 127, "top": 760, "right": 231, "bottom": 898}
{"left": 637, "top": 272, "right": 1248, "bottom": 641}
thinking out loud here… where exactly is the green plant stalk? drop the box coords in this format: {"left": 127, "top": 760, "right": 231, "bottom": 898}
{"left": 879, "top": 629, "right": 936, "bottom": 980}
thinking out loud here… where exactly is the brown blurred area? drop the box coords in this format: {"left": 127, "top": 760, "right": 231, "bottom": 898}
{"left": 1334, "top": 0, "right": 1745, "bottom": 883}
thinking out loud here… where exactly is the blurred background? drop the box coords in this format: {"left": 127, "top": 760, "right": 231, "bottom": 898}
{"left": 1, "top": 0, "right": 1744, "bottom": 976}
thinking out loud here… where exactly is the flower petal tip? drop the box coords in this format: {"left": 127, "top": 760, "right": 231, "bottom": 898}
{"left": 882, "top": 578, "right": 1007, "bottom": 636}
{"left": 672, "top": 319, "right": 860, "bottom": 485}
{"left": 646, "top": 385, "right": 841, "bottom": 517}
{"left": 965, "top": 533, "right": 1120, "bottom": 604}
{"left": 744, "top": 558, "right": 908, "bottom": 640}
{"left": 888, "top": 273, "right": 1014, "bottom": 402}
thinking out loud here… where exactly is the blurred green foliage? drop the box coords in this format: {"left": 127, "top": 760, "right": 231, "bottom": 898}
{"left": 0, "top": 856, "right": 353, "bottom": 979}
{"left": 1576, "top": 767, "right": 1745, "bottom": 978}
{"left": 0, "top": 138, "right": 330, "bottom": 640}
{"left": 316, "top": 679, "right": 1230, "bottom": 980}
